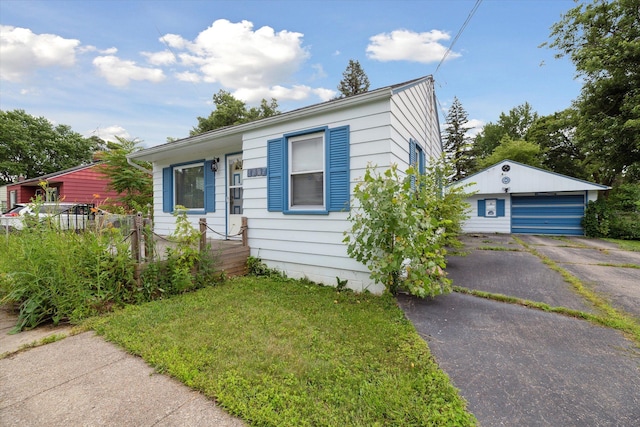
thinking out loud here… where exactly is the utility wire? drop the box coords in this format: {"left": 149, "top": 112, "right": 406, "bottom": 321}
{"left": 435, "top": 0, "right": 483, "bottom": 75}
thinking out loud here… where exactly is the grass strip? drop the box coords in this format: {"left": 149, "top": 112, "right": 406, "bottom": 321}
{"left": 90, "top": 276, "right": 476, "bottom": 426}
{"left": 513, "top": 236, "right": 640, "bottom": 345}
{"left": 605, "top": 238, "right": 640, "bottom": 252}
{"left": 595, "top": 262, "right": 640, "bottom": 269}
{"left": 476, "top": 246, "right": 521, "bottom": 252}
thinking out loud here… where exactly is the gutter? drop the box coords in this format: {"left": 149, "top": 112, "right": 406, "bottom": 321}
{"left": 127, "top": 157, "right": 153, "bottom": 175}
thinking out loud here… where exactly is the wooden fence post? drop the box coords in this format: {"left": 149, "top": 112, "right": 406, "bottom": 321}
{"left": 242, "top": 216, "right": 248, "bottom": 247}
{"left": 199, "top": 218, "right": 207, "bottom": 252}
{"left": 143, "top": 217, "right": 153, "bottom": 261}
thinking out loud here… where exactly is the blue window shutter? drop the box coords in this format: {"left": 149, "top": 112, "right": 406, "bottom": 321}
{"left": 267, "top": 138, "right": 285, "bottom": 212}
{"left": 477, "top": 199, "right": 486, "bottom": 217}
{"left": 409, "top": 139, "right": 417, "bottom": 167}
{"left": 497, "top": 199, "right": 505, "bottom": 217}
{"left": 327, "top": 125, "right": 350, "bottom": 212}
{"left": 418, "top": 147, "right": 426, "bottom": 175}
{"left": 204, "top": 160, "right": 215, "bottom": 212}
{"left": 162, "top": 167, "right": 173, "bottom": 213}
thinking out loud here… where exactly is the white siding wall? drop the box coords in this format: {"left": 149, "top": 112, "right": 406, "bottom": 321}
{"left": 389, "top": 78, "right": 442, "bottom": 167}
{"left": 462, "top": 193, "right": 512, "bottom": 234}
{"left": 241, "top": 97, "right": 392, "bottom": 294}
{"left": 148, "top": 78, "right": 441, "bottom": 294}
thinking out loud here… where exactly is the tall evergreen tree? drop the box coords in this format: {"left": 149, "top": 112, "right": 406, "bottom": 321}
{"left": 337, "top": 59, "right": 370, "bottom": 98}
{"left": 442, "top": 97, "right": 473, "bottom": 180}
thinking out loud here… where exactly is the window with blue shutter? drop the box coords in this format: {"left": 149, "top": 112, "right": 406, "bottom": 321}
{"left": 162, "top": 160, "right": 215, "bottom": 214}
{"left": 478, "top": 199, "right": 505, "bottom": 217}
{"left": 266, "top": 125, "right": 350, "bottom": 214}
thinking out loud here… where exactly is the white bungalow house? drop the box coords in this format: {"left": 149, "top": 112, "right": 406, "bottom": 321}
{"left": 455, "top": 160, "right": 609, "bottom": 236}
{"left": 129, "top": 76, "right": 442, "bottom": 293}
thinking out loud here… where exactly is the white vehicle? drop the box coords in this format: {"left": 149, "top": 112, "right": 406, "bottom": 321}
{"left": 0, "top": 202, "right": 95, "bottom": 231}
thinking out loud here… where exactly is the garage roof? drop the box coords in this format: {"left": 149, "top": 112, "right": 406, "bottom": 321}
{"left": 454, "top": 160, "right": 610, "bottom": 194}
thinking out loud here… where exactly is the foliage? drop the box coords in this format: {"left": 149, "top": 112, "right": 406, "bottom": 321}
{"left": 583, "top": 183, "right": 640, "bottom": 240}
{"left": 96, "top": 136, "right": 153, "bottom": 212}
{"left": 0, "top": 206, "right": 222, "bottom": 332}
{"left": 337, "top": 59, "right": 370, "bottom": 98}
{"left": 93, "top": 276, "right": 476, "bottom": 426}
{"left": 582, "top": 199, "right": 611, "bottom": 238}
{"left": 478, "top": 136, "right": 543, "bottom": 169}
{"left": 0, "top": 109, "right": 102, "bottom": 185}
{"left": 246, "top": 256, "right": 286, "bottom": 280}
{"left": 471, "top": 103, "right": 539, "bottom": 168}
{"left": 344, "top": 159, "right": 470, "bottom": 297}
{"left": 191, "top": 90, "right": 280, "bottom": 135}
{"left": 443, "top": 96, "right": 475, "bottom": 179}
{"left": 0, "top": 220, "right": 136, "bottom": 332}
{"left": 545, "top": 0, "right": 640, "bottom": 185}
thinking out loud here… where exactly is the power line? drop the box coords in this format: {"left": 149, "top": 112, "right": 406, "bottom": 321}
{"left": 435, "top": 0, "right": 483, "bottom": 75}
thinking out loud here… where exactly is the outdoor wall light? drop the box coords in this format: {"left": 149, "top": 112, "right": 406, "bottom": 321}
{"left": 211, "top": 157, "right": 220, "bottom": 173}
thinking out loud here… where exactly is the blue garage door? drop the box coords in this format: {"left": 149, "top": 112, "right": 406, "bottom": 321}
{"left": 511, "top": 195, "right": 585, "bottom": 235}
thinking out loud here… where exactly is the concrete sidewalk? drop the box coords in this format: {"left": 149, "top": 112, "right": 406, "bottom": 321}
{"left": 0, "top": 309, "right": 245, "bottom": 426}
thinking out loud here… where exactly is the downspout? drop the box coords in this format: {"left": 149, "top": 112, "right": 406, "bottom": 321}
{"left": 127, "top": 157, "right": 153, "bottom": 175}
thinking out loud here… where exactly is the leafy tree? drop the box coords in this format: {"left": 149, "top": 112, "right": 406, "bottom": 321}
{"left": 478, "top": 136, "right": 543, "bottom": 169}
{"left": 96, "top": 136, "right": 152, "bottom": 212}
{"left": 337, "top": 59, "right": 370, "bottom": 98}
{"left": 472, "top": 103, "right": 539, "bottom": 166}
{"left": 0, "top": 109, "right": 99, "bottom": 185}
{"left": 191, "top": 90, "right": 280, "bottom": 135}
{"left": 442, "top": 96, "right": 474, "bottom": 180}
{"left": 525, "top": 108, "right": 588, "bottom": 179}
{"left": 344, "top": 158, "right": 470, "bottom": 297}
{"left": 546, "top": 0, "right": 640, "bottom": 185}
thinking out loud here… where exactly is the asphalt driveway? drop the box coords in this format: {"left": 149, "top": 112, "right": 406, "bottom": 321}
{"left": 398, "top": 234, "right": 640, "bottom": 426}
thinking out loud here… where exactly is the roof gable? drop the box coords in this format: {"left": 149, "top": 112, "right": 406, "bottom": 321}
{"left": 456, "top": 160, "right": 610, "bottom": 193}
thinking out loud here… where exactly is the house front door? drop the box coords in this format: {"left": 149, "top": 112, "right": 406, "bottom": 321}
{"left": 227, "top": 153, "right": 243, "bottom": 238}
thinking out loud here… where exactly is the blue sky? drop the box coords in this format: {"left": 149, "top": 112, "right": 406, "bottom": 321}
{"left": 1, "top": 0, "right": 583, "bottom": 148}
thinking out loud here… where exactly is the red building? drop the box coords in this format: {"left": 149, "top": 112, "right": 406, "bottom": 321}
{"left": 5, "top": 163, "right": 121, "bottom": 210}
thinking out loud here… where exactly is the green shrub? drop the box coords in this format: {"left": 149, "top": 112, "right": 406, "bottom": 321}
{"left": 584, "top": 183, "right": 640, "bottom": 240}
{"left": 344, "top": 159, "right": 471, "bottom": 297}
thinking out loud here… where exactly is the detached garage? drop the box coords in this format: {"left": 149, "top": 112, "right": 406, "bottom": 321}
{"left": 455, "top": 160, "right": 609, "bottom": 236}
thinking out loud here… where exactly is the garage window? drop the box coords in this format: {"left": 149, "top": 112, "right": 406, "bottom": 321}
{"left": 478, "top": 199, "right": 505, "bottom": 217}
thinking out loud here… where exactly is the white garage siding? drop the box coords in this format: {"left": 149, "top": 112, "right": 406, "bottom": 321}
{"left": 461, "top": 194, "right": 512, "bottom": 234}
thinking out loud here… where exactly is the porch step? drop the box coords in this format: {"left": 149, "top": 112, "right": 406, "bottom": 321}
{"left": 209, "top": 239, "right": 250, "bottom": 277}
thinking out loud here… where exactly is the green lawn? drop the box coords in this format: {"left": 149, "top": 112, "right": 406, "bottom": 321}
{"left": 91, "top": 276, "right": 475, "bottom": 426}
{"left": 605, "top": 238, "right": 640, "bottom": 252}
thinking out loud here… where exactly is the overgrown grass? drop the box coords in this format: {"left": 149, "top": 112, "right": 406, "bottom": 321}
{"left": 0, "top": 214, "right": 220, "bottom": 332}
{"left": 90, "top": 276, "right": 476, "bottom": 426}
{"left": 605, "top": 238, "right": 640, "bottom": 252}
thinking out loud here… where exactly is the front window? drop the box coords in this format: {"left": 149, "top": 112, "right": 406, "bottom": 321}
{"left": 289, "top": 132, "right": 325, "bottom": 208}
{"left": 174, "top": 163, "right": 205, "bottom": 209}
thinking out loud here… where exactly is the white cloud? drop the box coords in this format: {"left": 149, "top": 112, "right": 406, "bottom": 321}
{"left": 0, "top": 25, "right": 80, "bottom": 81}
{"left": 466, "top": 118, "right": 484, "bottom": 137}
{"left": 87, "top": 125, "right": 130, "bottom": 142}
{"left": 142, "top": 50, "right": 176, "bottom": 66}
{"left": 160, "top": 19, "right": 309, "bottom": 89}
{"left": 366, "top": 29, "right": 460, "bottom": 63}
{"left": 232, "top": 84, "right": 336, "bottom": 104}
{"left": 93, "top": 55, "right": 165, "bottom": 87}
{"left": 175, "top": 71, "right": 201, "bottom": 83}
{"left": 310, "top": 63, "right": 327, "bottom": 80}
